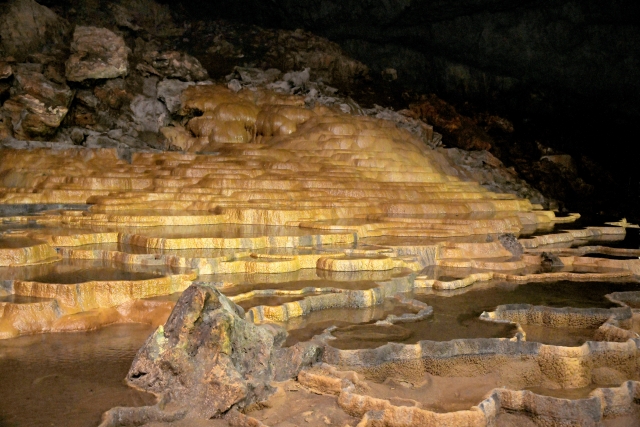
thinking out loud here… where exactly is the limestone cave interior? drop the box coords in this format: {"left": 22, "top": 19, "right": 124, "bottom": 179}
{"left": 1, "top": 0, "right": 640, "bottom": 426}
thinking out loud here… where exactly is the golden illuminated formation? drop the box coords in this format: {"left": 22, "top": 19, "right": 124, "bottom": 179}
{"left": 1, "top": 84, "right": 639, "bottom": 426}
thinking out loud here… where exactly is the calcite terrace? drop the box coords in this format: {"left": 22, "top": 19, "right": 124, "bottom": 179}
{"left": 1, "top": 84, "right": 639, "bottom": 426}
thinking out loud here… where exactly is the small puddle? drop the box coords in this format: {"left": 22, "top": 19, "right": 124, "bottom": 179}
{"left": 326, "top": 280, "right": 640, "bottom": 349}
{"left": 234, "top": 294, "right": 314, "bottom": 310}
{"left": 283, "top": 298, "right": 412, "bottom": 346}
{"left": 0, "top": 295, "right": 53, "bottom": 304}
{"left": 200, "top": 268, "right": 407, "bottom": 296}
{"left": 0, "top": 259, "right": 180, "bottom": 283}
{"left": 123, "top": 224, "right": 351, "bottom": 239}
{"left": 524, "top": 384, "right": 610, "bottom": 399}
{"left": 598, "top": 229, "right": 640, "bottom": 249}
{"left": 583, "top": 253, "right": 640, "bottom": 260}
{"left": 0, "top": 237, "right": 43, "bottom": 249}
{"left": 521, "top": 325, "right": 597, "bottom": 347}
{"left": 29, "top": 267, "right": 162, "bottom": 284}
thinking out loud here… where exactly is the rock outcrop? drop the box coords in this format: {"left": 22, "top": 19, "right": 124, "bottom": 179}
{"left": 66, "top": 26, "right": 129, "bottom": 82}
{"left": 0, "top": 0, "right": 70, "bottom": 62}
{"left": 1, "top": 65, "right": 73, "bottom": 139}
{"left": 410, "top": 94, "right": 493, "bottom": 151}
{"left": 105, "top": 284, "right": 321, "bottom": 422}
{"left": 130, "top": 94, "right": 170, "bottom": 134}
{"left": 138, "top": 50, "right": 209, "bottom": 82}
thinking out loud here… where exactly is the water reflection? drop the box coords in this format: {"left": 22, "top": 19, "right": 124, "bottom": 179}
{"left": 326, "top": 280, "right": 640, "bottom": 349}
{"left": 0, "top": 324, "right": 156, "bottom": 427}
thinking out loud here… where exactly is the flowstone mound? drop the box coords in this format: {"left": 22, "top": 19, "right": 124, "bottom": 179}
{"left": 0, "top": 84, "right": 571, "bottom": 336}
{"left": 1, "top": 85, "right": 640, "bottom": 426}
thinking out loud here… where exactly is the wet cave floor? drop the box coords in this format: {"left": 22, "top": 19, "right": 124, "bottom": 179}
{"left": 1, "top": 219, "right": 639, "bottom": 426}
{"left": 1, "top": 270, "right": 639, "bottom": 426}
{"left": 0, "top": 84, "right": 639, "bottom": 426}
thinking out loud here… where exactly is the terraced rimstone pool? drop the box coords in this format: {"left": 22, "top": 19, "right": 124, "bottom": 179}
{"left": 1, "top": 85, "right": 639, "bottom": 426}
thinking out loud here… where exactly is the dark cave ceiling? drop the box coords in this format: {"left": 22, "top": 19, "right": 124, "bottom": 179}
{"left": 32, "top": 0, "right": 639, "bottom": 121}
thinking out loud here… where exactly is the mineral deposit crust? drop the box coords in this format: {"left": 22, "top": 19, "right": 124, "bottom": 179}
{"left": 1, "top": 84, "right": 639, "bottom": 426}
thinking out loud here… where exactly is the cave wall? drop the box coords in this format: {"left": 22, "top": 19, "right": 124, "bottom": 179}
{"left": 176, "top": 0, "right": 640, "bottom": 217}
{"left": 194, "top": 0, "right": 639, "bottom": 118}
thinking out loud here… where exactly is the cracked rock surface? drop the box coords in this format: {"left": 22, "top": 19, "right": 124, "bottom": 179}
{"left": 102, "top": 284, "right": 321, "bottom": 424}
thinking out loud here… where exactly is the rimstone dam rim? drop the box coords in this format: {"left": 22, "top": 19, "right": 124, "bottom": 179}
{"left": 1, "top": 84, "right": 639, "bottom": 426}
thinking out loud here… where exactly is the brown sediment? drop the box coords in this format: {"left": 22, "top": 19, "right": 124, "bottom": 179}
{"left": 0, "top": 323, "right": 158, "bottom": 427}
{"left": 293, "top": 363, "right": 640, "bottom": 427}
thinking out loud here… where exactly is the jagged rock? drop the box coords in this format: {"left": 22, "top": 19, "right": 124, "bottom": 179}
{"left": 227, "top": 79, "right": 242, "bottom": 92}
{"left": 440, "top": 147, "right": 547, "bottom": 207}
{"left": 410, "top": 94, "right": 492, "bottom": 151}
{"left": 195, "top": 22, "right": 367, "bottom": 87}
{"left": 69, "top": 127, "right": 86, "bottom": 144}
{"left": 497, "top": 233, "right": 524, "bottom": 258}
{"left": 66, "top": 79, "right": 131, "bottom": 131}
{"left": 130, "top": 95, "right": 170, "bottom": 133}
{"left": 107, "top": 128, "right": 124, "bottom": 140}
{"left": 142, "top": 77, "right": 158, "bottom": 98}
{"left": 2, "top": 95, "right": 69, "bottom": 139}
{"left": 108, "top": 0, "right": 181, "bottom": 37}
{"left": 283, "top": 68, "right": 310, "bottom": 89}
{"left": 207, "top": 34, "right": 243, "bottom": 57}
{"left": 364, "top": 105, "right": 436, "bottom": 148}
{"left": 160, "top": 125, "right": 195, "bottom": 151}
{"left": 0, "top": 62, "right": 12, "bottom": 79}
{"left": 12, "top": 66, "right": 74, "bottom": 107}
{"left": 75, "top": 89, "right": 99, "bottom": 109}
{"left": 479, "top": 113, "right": 514, "bottom": 134}
{"left": 139, "top": 50, "right": 209, "bottom": 82}
{"left": 118, "top": 134, "right": 154, "bottom": 150}
{"left": 0, "top": 66, "right": 73, "bottom": 139}
{"left": 66, "top": 26, "right": 129, "bottom": 82}
{"left": 0, "top": 115, "right": 11, "bottom": 140}
{"left": 157, "top": 79, "right": 195, "bottom": 114}
{"left": 94, "top": 79, "right": 132, "bottom": 110}
{"left": 68, "top": 104, "right": 98, "bottom": 128}
{"left": 84, "top": 134, "right": 120, "bottom": 149}
{"left": 541, "top": 252, "right": 564, "bottom": 270}
{"left": 228, "top": 67, "right": 282, "bottom": 87}
{"left": 109, "top": 2, "right": 141, "bottom": 31}
{"left": 123, "top": 284, "right": 321, "bottom": 420}
{"left": 0, "top": 0, "right": 70, "bottom": 62}
{"left": 257, "top": 28, "right": 368, "bottom": 87}
{"left": 541, "top": 154, "right": 577, "bottom": 174}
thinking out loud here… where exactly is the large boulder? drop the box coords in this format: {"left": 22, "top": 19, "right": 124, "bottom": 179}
{"left": 117, "top": 284, "right": 321, "bottom": 421}
{"left": 0, "top": 62, "right": 12, "bottom": 80}
{"left": 130, "top": 95, "right": 170, "bottom": 133}
{"left": 1, "top": 65, "right": 73, "bottom": 139}
{"left": 410, "top": 94, "right": 492, "bottom": 151}
{"left": 157, "top": 79, "right": 194, "bottom": 114}
{"left": 0, "top": 0, "right": 70, "bottom": 62}
{"left": 12, "top": 66, "right": 74, "bottom": 107}
{"left": 65, "top": 26, "right": 129, "bottom": 82}
{"left": 138, "top": 50, "right": 209, "bottom": 82}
